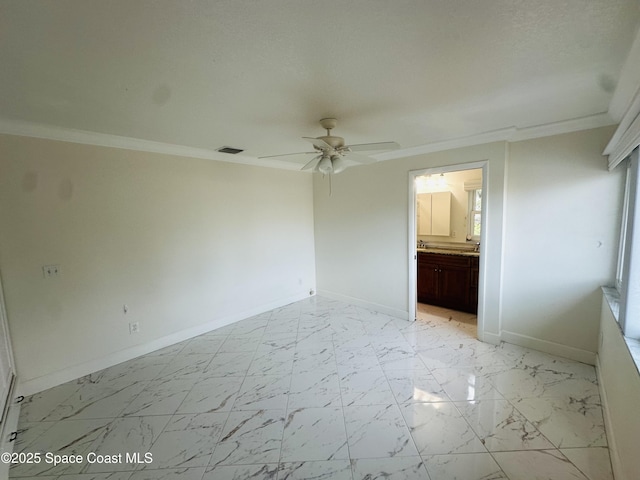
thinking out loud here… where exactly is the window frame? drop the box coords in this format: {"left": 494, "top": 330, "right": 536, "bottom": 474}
{"left": 618, "top": 147, "right": 640, "bottom": 340}
{"left": 467, "top": 188, "right": 482, "bottom": 242}
{"left": 616, "top": 163, "right": 631, "bottom": 291}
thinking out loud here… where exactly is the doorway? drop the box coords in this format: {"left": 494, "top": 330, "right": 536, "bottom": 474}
{"left": 408, "top": 162, "right": 488, "bottom": 339}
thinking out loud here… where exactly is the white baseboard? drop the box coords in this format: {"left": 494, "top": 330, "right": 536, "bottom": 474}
{"left": 317, "top": 290, "right": 409, "bottom": 320}
{"left": 595, "top": 354, "right": 623, "bottom": 480}
{"left": 500, "top": 330, "right": 597, "bottom": 365}
{"left": 479, "top": 331, "right": 502, "bottom": 346}
{"left": 17, "top": 292, "right": 310, "bottom": 397}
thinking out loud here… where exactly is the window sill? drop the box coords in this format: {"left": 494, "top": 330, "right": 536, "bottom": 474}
{"left": 602, "top": 286, "right": 640, "bottom": 375}
{"left": 625, "top": 337, "right": 640, "bottom": 369}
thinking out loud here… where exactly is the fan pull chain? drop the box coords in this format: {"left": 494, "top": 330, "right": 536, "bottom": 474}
{"left": 329, "top": 173, "right": 332, "bottom": 196}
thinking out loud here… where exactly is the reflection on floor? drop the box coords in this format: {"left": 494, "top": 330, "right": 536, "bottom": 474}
{"left": 418, "top": 302, "right": 478, "bottom": 327}
{"left": 11, "top": 296, "right": 612, "bottom": 480}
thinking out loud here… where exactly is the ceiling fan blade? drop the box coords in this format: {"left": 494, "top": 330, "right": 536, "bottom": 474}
{"left": 301, "top": 155, "right": 322, "bottom": 171}
{"left": 343, "top": 151, "right": 377, "bottom": 164}
{"left": 346, "top": 141, "right": 400, "bottom": 152}
{"left": 303, "top": 137, "right": 333, "bottom": 150}
{"left": 258, "top": 151, "right": 317, "bottom": 159}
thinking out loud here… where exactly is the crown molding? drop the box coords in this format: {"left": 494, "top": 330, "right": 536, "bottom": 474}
{"left": 510, "top": 112, "right": 615, "bottom": 141}
{"left": 0, "top": 113, "right": 615, "bottom": 169}
{"left": 376, "top": 112, "right": 615, "bottom": 162}
{"left": 0, "top": 118, "right": 302, "bottom": 171}
{"left": 374, "top": 127, "right": 518, "bottom": 161}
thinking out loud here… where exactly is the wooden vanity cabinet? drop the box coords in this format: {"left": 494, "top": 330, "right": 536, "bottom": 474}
{"left": 469, "top": 256, "right": 479, "bottom": 313}
{"left": 417, "top": 252, "right": 479, "bottom": 313}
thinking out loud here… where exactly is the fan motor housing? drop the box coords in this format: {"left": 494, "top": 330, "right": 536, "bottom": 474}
{"left": 318, "top": 135, "right": 345, "bottom": 149}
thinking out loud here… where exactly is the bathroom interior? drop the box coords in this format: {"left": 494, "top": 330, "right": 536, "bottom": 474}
{"left": 416, "top": 168, "right": 482, "bottom": 327}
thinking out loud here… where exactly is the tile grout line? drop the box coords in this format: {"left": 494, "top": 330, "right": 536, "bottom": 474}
{"left": 201, "top": 314, "right": 270, "bottom": 473}
{"left": 275, "top": 303, "right": 301, "bottom": 472}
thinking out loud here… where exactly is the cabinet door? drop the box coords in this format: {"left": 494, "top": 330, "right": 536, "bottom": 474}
{"left": 431, "top": 191, "right": 451, "bottom": 236}
{"left": 417, "top": 259, "right": 439, "bottom": 303}
{"left": 438, "top": 264, "right": 470, "bottom": 308}
{"left": 417, "top": 193, "right": 432, "bottom": 235}
{"left": 469, "top": 258, "right": 479, "bottom": 313}
{"left": 469, "top": 269, "right": 479, "bottom": 314}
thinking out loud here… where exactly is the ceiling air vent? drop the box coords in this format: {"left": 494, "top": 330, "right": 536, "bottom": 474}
{"left": 217, "top": 146, "right": 244, "bottom": 155}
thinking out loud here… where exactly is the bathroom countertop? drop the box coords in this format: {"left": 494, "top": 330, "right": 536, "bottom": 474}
{"left": 417, "top": 247, "right": 480, "bottom": 257}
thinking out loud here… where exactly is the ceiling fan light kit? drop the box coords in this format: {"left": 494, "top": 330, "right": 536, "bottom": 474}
{"left": 317, "top": 155, "right": 333, "bottom": 174}
{"left": 331, "top": 155, "right": 347, "bottom": 174}
{"left": 259, "top": 118, "right": 399, "bottom": 175}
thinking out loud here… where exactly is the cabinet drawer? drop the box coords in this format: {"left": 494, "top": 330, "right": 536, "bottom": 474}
{"left": 419, "top": 252, "right": 470, "bottom": 268}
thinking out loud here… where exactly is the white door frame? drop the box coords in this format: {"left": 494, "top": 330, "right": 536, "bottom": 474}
{"left": 0, "top": 272, "right": 16, "bottom": 430}
{"left": 408, "top": 161, "right": 488, "bottom": 338}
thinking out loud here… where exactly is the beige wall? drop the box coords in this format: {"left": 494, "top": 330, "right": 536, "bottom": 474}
{"left": 0, "top": 135, "right": 316, "bottom": 391}
{"left": 502, "top": 127, "right": 622, "bottom": 356}
{"left": 314, "top": 127, "right": 621, "bottom": 360}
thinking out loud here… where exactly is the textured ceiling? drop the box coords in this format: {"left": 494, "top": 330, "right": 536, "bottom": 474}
{"left": 1, "top": 0, "right": 639, "bottom": 165}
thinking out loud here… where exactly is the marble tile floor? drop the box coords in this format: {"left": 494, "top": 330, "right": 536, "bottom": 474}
{"left": 10, "top": 297, "right": 613, "bottom": 480}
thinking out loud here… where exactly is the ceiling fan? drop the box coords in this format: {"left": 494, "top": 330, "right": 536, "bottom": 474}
{"left": 259, "top": 118, "right": 399, "bottom": 174}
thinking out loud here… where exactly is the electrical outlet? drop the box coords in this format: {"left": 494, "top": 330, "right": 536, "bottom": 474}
{"left": 42, "top": 264, "right": 60, "bottom": 278}
{"left": 129, "top": 322, "right": 140, "bottom": 334}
